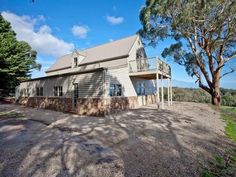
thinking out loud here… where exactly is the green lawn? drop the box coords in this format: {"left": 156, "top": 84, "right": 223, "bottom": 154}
{"left": 202, "top": 106, "right": 236, "bottom": 177}
{"left": 222, "top": 106, "right": 236, "bottom": 115}
{"left": 0, "top": 111, "right": 24, "bottom": 119}
{"left": 221, "top": 106, "right": 236, "bottom": 142}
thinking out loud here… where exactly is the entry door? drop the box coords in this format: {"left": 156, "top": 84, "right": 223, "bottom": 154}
{"left": 73, "top": 83, "right": 79, "bottom": 108}
{"left": 136, "top": 81, "right": 145, "bottom": 95}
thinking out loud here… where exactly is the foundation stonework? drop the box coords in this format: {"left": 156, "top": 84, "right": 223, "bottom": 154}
{"left": 145, "top": 94, "right": 157, "bottom": 105}
{"left": 19, "top": 97, "right": 72, "bottom": 113}
{"left": 18, "top": 95, "right": 151, "bottom": 116}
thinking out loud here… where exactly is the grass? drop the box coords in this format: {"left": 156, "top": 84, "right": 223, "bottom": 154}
{"left": 0, "top": 111, "right": 24, "bottom": 119}
{"left": 222, "top": 106, "right": 236, "bottom": 115}
{"left": 221, "top": 106, "right": 236, "bottom": 142}
{"left": 202, "top": 105, "right": 236, "bottom": 177}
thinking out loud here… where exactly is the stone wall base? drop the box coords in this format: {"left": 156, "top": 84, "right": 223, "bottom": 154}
{"left": 18, "top": 95, "right": 155, "bottom": 116}
{"left": 18, "top": 97, "right": 72, "bottom": 113}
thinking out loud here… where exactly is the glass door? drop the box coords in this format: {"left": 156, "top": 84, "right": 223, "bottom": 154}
{"left": 136, "top": 81, "right": 145, "bottom": 95}
{"left": 73, "top": 83, "right": 79, "bottom": 108}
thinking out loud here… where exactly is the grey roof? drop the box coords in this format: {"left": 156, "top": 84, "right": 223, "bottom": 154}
{"left": 23, "top": 68, "right": 105, "bottom": 82}
{"left": 46, "top": 34, "right": 139, "bottom": 72}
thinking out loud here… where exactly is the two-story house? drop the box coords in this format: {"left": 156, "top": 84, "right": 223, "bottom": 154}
{"left": 16, "top": 34, "right": 172, "bottom": 116}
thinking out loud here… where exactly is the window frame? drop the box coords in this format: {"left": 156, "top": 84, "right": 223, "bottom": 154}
{"left": 36, "top": 87, "right": 43, "bottom": 96}
{"left": 53, "top": 86, "right": 63, "bottom": 97}
{"left": 109, "top": 84, "right": 122, "bottom": 97}
{"left": 74, "top": 57, "right": 78, "bottom": 67}
{"left": 136, "top": 81, "right": 145, "bottom": 96}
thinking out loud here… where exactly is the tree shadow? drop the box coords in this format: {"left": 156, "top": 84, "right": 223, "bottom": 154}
{"left": 0, "top": 102, "right": 234, "bottom": 176}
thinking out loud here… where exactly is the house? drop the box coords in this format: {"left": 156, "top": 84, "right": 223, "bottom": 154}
{"left": 16, "top": 34, "right": 172, "bottom": 116}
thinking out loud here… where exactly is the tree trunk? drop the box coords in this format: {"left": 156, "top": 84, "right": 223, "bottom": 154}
{"left": 211, "top": 72, "right": 221, "bottom": 106}
{"left": 211, "top": 91, "right": 221, "bottom": 106}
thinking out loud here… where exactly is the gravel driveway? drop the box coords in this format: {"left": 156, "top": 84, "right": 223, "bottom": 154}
{"left": 0, "top": 102, "right": 229, "bottom": 177}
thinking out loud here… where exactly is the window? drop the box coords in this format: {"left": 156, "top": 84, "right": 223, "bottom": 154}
{"left": 136, "top": 81, "right": 145, "bottom": 95}
{"left": 53, "top": 86, "right": 63, "bottom": 96}
{"left": 109, "top": 84, "right": 122, "bottom": 96}
{"left": 26, "top": 88, "right": 30, "bottom": 96}
{"left": 53, "top": 86, "right": 58, "bottom": 96}
{"left": 136, "top": 47, "right": 147, "bottom": 60}
{"left": 36, "top": 87, "right": 43, "bottom": 96}
{"left": 74, "top": 57, "right": 78, "bottom": 67}
{"left": 73, "top": 83, "right": 79, "bottom": 107}
{"left": 59, "top": 86, "right": 63, "bottom": 96}
{"left": 23, "top": 88, "right": 26, "bottom": 96}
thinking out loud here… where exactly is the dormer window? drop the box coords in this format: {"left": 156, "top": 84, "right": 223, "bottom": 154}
{"left": 74, "top": 57, "right": 78, "bottom": 67}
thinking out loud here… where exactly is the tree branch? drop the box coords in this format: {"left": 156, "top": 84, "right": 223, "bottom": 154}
{"left": 220, "top": 67, "right": 236, "bottom": 79}
{"left": 193, "top": 68, "right": 211, "bottom": 94}
{"left": 224, "top": 52, "right": 236, "bottom": 64}
{"left": 187, "top": 37, "right": 213, "bottom": 88}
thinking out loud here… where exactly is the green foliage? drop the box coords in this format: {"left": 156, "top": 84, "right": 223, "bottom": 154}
{"left": 223, "top": 107, "right": 236, "bottom": 114}
{"left": 225, "top": 116, "right": 236, "bottom": 142}
{"left": 202, "top": 106, "right": 236, "bottom": 177}
{"left": 139, "top": 0, "right": 236, "bottom": 103}
{"left": 222, "top": 93, "right": 236, "bottom": 107}
{"left": 221, "top": 106, "right": 236, "bottom": 141}
{"left": 172, "top": 87, "right": 236, "bottom": 107}
{"left": 0, "top": 14, "right": 40, "bottom": 95}
{"left": 202, "top": 153, "right": 236, "bottom": 177}
{"left": 172, "top": 87, "right": 211, "bottom": 103}
{"left": 0, "top": 111, "right": 24, "bottom": 119}
{"left": 202, "top": 170, "right": 214, "bottom": 177}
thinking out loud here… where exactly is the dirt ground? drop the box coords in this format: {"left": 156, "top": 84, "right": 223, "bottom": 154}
{"left": 0, "top": 102, "right": 231, "bottom": 177}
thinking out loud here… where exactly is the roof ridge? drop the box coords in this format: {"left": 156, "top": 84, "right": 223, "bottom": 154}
{"left": 82, "top": 34, "right": 139, "bottom": 51}
{"left": 52, "top": 34, "right": 138, "bottom": 59}
{"left": 46, "top": 34, "right": 139, "bottom": 73}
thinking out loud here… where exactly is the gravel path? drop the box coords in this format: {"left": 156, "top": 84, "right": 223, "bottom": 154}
{"left": 0, "top": 102, "right": 228, "bottom": 177}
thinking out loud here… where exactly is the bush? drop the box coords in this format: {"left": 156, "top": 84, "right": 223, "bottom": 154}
{"left": 172, "top": 87, "right": 236, "bottom": 107}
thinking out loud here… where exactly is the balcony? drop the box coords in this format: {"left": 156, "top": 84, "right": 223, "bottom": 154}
{"left": 129, "top": 57, "right": 171, "bottom": 79}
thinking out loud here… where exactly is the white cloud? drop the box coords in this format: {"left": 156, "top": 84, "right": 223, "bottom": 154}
{"left": 106, "top": 15, "right": 124, "bottom": 25}
{"left": 72, "top": 25, "right": 89, "bottom": 38}
{"left": 2, "top": 11, "right": 74, "bottom": 57}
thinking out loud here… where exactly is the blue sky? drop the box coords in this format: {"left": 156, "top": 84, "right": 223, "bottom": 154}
{"left": 0, "top": 0, "right": 235, "bottom": 88}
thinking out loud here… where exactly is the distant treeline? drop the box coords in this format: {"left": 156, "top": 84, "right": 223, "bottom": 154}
{"left": 167, "top": 87, "right": 236, "bottom": 107}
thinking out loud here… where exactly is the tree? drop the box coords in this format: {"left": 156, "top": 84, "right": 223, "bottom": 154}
{"left": 0, "top": 14, "right": 41, "bottom": 96}
{"left": 139, "top": 0, "right": 236, "bottom": 105}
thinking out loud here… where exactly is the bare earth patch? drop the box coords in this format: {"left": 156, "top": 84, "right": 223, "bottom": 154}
{"left": 0, "top": 102, "right": 231, "bottom": 177}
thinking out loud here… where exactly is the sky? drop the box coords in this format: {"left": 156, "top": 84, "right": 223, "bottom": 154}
{"left": 0, "top": 0, "right": 235, "bottom": 89}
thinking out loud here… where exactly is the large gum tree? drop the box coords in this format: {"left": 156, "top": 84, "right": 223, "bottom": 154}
{"left": 139, "top": 0, "right": 236, "bottom": 106}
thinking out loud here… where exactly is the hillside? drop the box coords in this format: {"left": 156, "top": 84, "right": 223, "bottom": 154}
{"left": 170, "top": 87, "right": 236, "bottom": 107}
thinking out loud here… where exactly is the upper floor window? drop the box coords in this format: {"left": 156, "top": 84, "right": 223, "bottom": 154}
{"left": 36, "top": 87, "right": 43, "bottom": 96}
{"left": 74, "top": 57, "right": 78, "bottom": 67}
{"left": 109, "top": 84, "right": 122, "bottom": 96}
{"left": 54, "top": 86, "right": 63, "bottom": 96}
{"left": 136, "top": 47, "right": 146, "bottom": 59}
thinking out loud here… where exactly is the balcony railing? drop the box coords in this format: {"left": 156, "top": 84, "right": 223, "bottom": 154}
{"left": 129, "top": 57, "right": 171, "bottom": 76}
{"left": 157, "top": 59, "right": 171, "bottom": 76}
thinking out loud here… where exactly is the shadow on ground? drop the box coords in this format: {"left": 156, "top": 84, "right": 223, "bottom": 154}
{"left": 0, "top": 102, "right": 234, "bottom": 177}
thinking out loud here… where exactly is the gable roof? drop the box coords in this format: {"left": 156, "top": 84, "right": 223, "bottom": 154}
{"left": 46, "top": 34, "right": 139, "bottom": 73}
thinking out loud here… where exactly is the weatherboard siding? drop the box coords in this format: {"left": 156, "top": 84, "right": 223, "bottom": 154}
{"left": 18, "top": 70, "right": 104, "bottom": 98}
{"left": 127, "top": 35, "right": 142, "bottom": 71}
{"left": 107, "top": 67, "right": 137, "bottom": 97}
